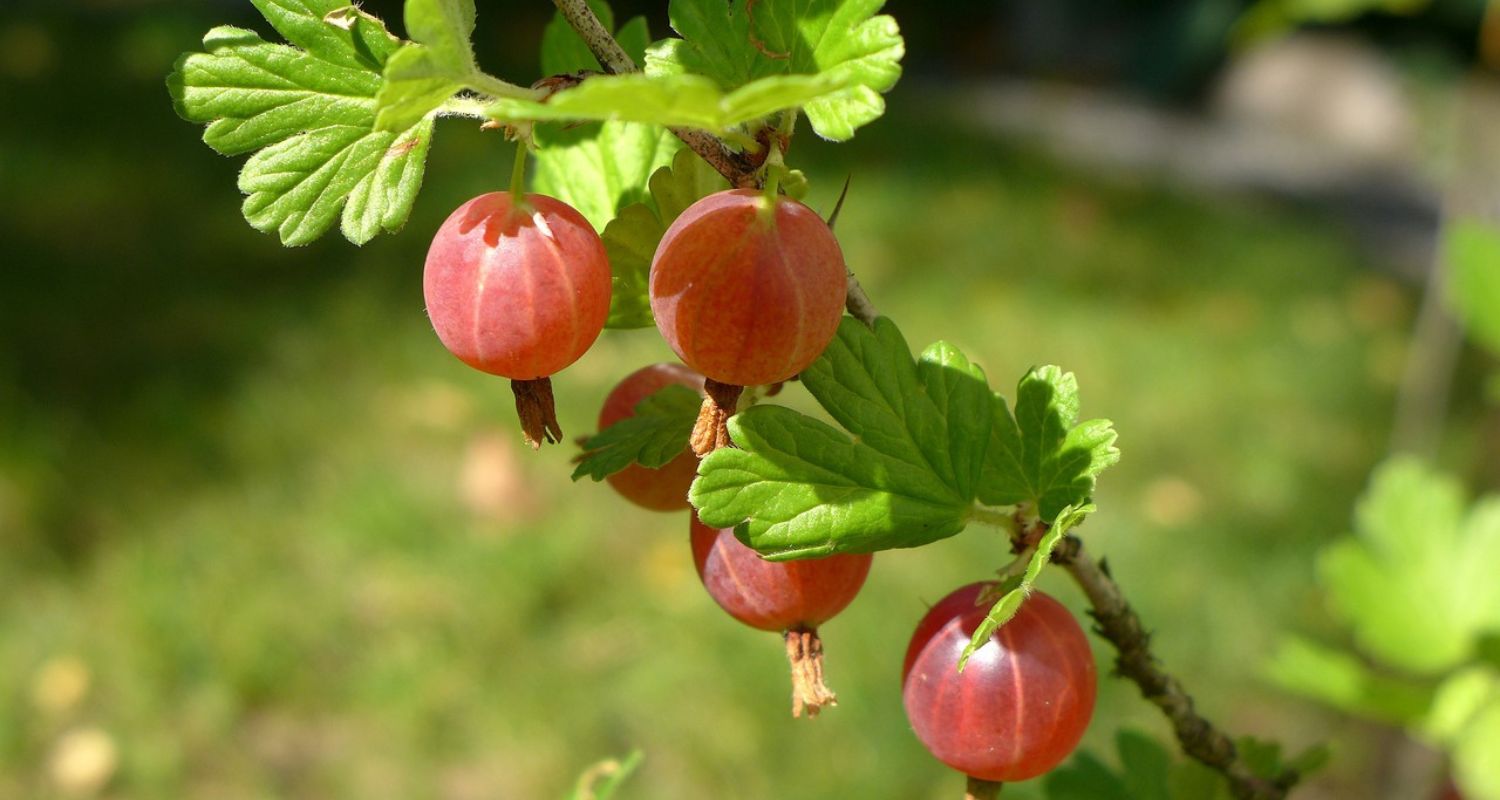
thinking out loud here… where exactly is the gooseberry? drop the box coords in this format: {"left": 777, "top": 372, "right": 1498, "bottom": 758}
{"left": 597, "top": 363, "right": 704, "bottom": 511}
{"left": 902, "top": 583, "right": 1097, "bottom": 783}
{"left": 424, "top": 191, "right": 611, "bottom": 447}
{"left": 649, "top": 189, "right": 847, "bottom": 388}
{"left": 691, "top": 513, "right": 873, "bottom": 717}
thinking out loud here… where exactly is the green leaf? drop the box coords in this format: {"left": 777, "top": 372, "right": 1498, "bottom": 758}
{"left": 957, "top": 504, "right": 1091, "bottom": 668}
{"left": 572, "top": 385, "right": 700, "bottom": 481}
{"left": 1320, "top": 458, "right": 1500, "bottom": 674}
{"left": 644, "top": 0, "right": 905, "bottom": 140}
{"left": 373, "top": 0, "right": 478, "bottom": 131}
{"left": 485, "top": 72, "right": 853, "bottom": 133}
{"left": 981, "top": 366, "right": 1120, "bottom": 522}
{"left": 565, "top": 750, "right": 644, "bottom": 800}
{"left": 533, "top": 121, "right": 681, "bottom": 232}
{"left": 594, "top": 148, "right": 730, "bottom": 328}
{"left": 1447, "top": 218, "right": 1500, "bottom": 357}
{"left": 1263, "top": 636, "right": 1436, "bottom": 724}
{"left": 169, "top": 1, "right": 433, "bottom": 245}
{"left": 691, "top": 317, "right": 992, "bottom": 559}
{"left": 239, "top": 119, "right": 433, "bottom": 246}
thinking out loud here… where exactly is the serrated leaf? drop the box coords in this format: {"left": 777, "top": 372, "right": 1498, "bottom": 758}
{"left": 595, "top": 148, "right": 729, "bottom": 328}
{"left": 169, "top": 0, "right": 432, "bottom": 245}
{"left": 566, "top": 750, "right": 644, "bottom": 800}
{"left": 958, "top": 504, "right": 1091, "bottom": 668}
{"left": 644, "top": 0, "right": 904, "bottom": 140}
{"left": 485, "top": 72, "right": 853, "bottom": 133}
{"left": 253, "top": 0, "right": 399, "bottom": 71}
{"left": 1447, "top": 218, "right": 1500, "bottom": 357}
{"left": 691, "top": 317, "right": 992, "bottom": 558}
{"left": 981, "top": 365, "right": 1119, "bottom": 523}
{"left": 1263, "top": 636, "right": 1435, "bottom": 724}
{"left": 239, "top": 119, "right": 432, "bottom": 246}
{"left": 170, "top": 26, "right": 382, "bottom": 155}
{"left": 572, "top": 385, "right": 700, "bottom": 481}
{"left": 373, "top": 0, "right": 478, "bottom": 131}
{"left": 1320, "top": 458, "right": 1500, "bottom": 674}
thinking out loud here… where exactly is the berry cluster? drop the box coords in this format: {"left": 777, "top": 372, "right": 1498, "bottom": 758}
{"left": 421, "top": 176, "right": 1099, "bottom": 784}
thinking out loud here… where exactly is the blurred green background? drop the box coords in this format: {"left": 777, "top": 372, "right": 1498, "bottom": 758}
{"left": 2, "top": 1, "right": 1495, "bottom": 798}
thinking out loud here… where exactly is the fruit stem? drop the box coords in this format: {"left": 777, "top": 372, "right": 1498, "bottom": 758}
{"left": 511, "top": 377, "right": 563, "bottom": 450}
{"left": 690, "top": 379, "right": 743, "bottom": 456}
{"left": 784, "top": 625, "right": 837, "bottom": 718}
{"left": 761, "top": 138, "right": 785, "bottom": 205}
{"left": 509, "top": 141, "right": 530, "bottom": 207}
{"left": 964, "top": 777, "right": 1003, "bottom": 800}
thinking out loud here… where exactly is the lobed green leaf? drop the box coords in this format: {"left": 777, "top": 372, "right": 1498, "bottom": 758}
{"left": 981, "top": 365, "right": 1119, "bottom": 522}
{"left": 169, "top": 0, "right": 433, "bottom": 245}
{"left": 692, "top": 317, "right": 994, "bottom": 558}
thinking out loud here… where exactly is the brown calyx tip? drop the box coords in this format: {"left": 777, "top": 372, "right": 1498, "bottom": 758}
{"left": 784, "top": 626, "right": 837, "bottom": 718}
{"left": 511, "top": 377, "right": 563, "bottom": 451}
{"left": 690, "top": 379, "right": 743, "bottom": 457}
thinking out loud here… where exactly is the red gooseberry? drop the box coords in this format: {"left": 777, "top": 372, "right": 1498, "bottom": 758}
{"left": 691, "top": 513, "right": 873, "bottom": 717}
{"left": 424, "top": 191, "right": 611, "bottom": 447}
{"left": 902, "top": 583, "right": 1097, "bottom": 783}
{"left": 649, "top": 189, "right": 847, "bottom": 388}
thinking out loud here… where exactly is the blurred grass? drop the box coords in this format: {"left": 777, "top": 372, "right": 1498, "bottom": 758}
{"left": 0, "top": 5, "right": 1433, "bottom": 800}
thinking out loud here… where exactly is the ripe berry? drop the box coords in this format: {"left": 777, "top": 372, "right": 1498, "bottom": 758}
{"left": 597, "top": 363, "right": 704, "bottom": 511}
{"left": 691, "top": 513, "right": 873, "bottom": 717}
{"left": 902, "top": 583, "right": 1096, "bottom": 783}
{"left": 424, "top": 192, "right": 611, "bottom": 447}
{"left": 649, "top": 189, "right": 847, "bottom": 388}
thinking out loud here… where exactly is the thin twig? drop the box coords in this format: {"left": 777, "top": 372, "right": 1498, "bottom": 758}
{"left": 550, "top": 0, "right": 877, "bottom": 321}
{"left": 1052, "top": 536, "right": 1298, "bottom": 800}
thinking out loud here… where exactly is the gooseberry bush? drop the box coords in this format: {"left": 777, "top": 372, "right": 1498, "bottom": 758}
{"left": 167, "top": 0, "right": 1317, "bottom": 796}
